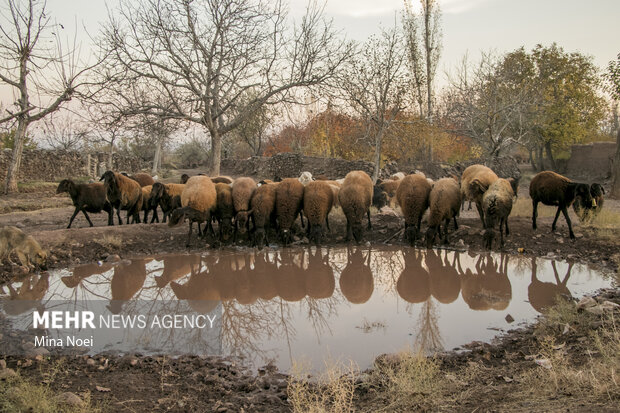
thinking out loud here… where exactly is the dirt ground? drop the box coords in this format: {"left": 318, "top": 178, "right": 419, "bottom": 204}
{"left": 0, "top": 168, "right": 619, "bottom": 412}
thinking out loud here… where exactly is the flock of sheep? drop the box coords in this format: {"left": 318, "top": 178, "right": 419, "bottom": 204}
{"left": 55, "top": 164, "right": 604, "bottom": 250}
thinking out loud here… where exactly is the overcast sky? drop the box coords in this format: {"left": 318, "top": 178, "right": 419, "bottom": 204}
{"left": 2, "top": 0, "right": 619, "bottom": 105}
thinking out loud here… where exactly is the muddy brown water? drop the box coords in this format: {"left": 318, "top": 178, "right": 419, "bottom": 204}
{"left": 0, "top": 246, "right": 613, "bottom": 373}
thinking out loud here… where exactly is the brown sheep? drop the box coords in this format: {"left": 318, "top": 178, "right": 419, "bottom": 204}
{"left": 214, "top": 183, "right": 234, "bottom": 244}
{"left": 250, "top": 183, "right": 278, "bottom": 249}
{"left": 56, "top": 179, "right": 114, "bottom": 228}
{"left": 462, "top": 165, "right": 498, "bottom": 227}
{"left": 338, "top": 170, "right": 373, "bottom": 243}
{"left": 303, "top": 180, "right": 334, "bottom": 245}
{"left": 150, "top": 183, "right": 185, "bottom": 223}
{"left": 396, "top": 174, "right": 432, "bottom": 246}
{"left": 425, "top": 177, "right": 461, "bottom": 248}
{"left": 180, "top": 174, "right": 190, "bottom": 184}
{"left": 232, "top": 177, "right": 258, "bottom": 241}
{"left": 275, "top": 178, "right": 305, "bottom": 245}
{"left": 168, "top": 176, "right": 217, "bottom": 247}
{"left": 100, "top": 170, "right": 143, "bottom": 224}
{"left": 530, "top": 171, "right": 593, "bottom": 239}
{"left": 211, "top": 176, "right": 233, "bottom": 184}
{"left": 140, "top": 185, "right": 160, "bottom": 223}
{"left": 482, "top": 178, "right": 515, "bottom": 249}
{"left": 379, "top": 179, "right": 401, "bottom": 208}
{"left": 128, "top": 172, "right": 155, "bottom": 187}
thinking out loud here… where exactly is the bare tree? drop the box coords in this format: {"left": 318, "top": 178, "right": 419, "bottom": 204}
{"left": 40, "top": 112, "right": 87, "bottom": 150}
{"left": 338, "top": 26, "right": 408, "bottom": 182}
{"left": 443, "top": 52, "right": 533, "bottom": 158}
{"left": 0, "top": 0, "right": 95, "bottom": 193}
{"left": 95, "top": 0, "right": 353, "bottom": 175}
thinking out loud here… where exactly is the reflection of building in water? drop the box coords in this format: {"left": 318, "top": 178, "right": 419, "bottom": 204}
{"left": 396, "top": 249, "right": 430, "bottom": 304}
{"left": 426, "top": 250, "right": 461, "bottom": 304}
{"left": 304, "top": 249, "right": 335, "bottom": 300}
{"left": 62, "top": 262, "right": 113, "bottom": 288}
{"left": 3, "top": 273, "right": 49, "bottom": 315}
{"left": 460, "top": 254, "right": 512, "bottom": 311}
{"left": 339, "top": 247, "right": 374, "bottom": 304}
{"left": 528, "top": 258, "right": 573, "bottom": 313}
{"left": 155, "top": 254, "right": 201, "bottom": 288}
{"left": 108, "top": 259, "right": 149, "bottom": 314}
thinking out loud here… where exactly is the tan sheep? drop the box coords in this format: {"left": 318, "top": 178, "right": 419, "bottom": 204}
{"left": 396, "top": 174, "right": 432, "bottom": 246}
{"left": 379, "top": 179, "right": 401, "bottom": 208}
{"left": 275, "top": 178, "right": 305, "bottom": 245}
{"left": 250, "top": 183, "right": 278, "bottom": 249}
{"left": 338, "top": 170, "right": 373, "bottom": 243}
{"left": 232, "top": 177, "right": 257, "bottom": 240}
{"left": 168, "top": 175, "right": 217, "bottom": 247}
{"left": 461, "top": 164, "right": 498, "bottom": 226}
{"left": 482, "top": 178, "right": 515, "bottom": 249}
{"left": 150, "top": 183, "right": 185, "bottom": 223}
{"left": 100, "top": 170, "right": 143, "bottom": 224}
{"left": 303, "top": 180, "right": 334, "bottom": 245}
{"left": 425, "top": 177, "right": 461, "bottom": 248}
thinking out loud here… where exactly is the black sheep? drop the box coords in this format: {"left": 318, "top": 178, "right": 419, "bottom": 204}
{"left": 529, "top": 171, "right": 592, "bottom": 239}
{"left": 572, "top": 183, "right": 604, "bottom": 221}
{"left": 56, "top": 180, "right": 114, "bottom": 228}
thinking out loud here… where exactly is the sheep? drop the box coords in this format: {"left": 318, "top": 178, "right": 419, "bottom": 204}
{"left": 140, "top": 185, "right": 160, "bottom": 224}
{"left": 149, "top": 182, "right": 185, "bottom": 223}
{"left": 396, "top": 174, "right": 432, "bottom": 246}
{"left": 275, "top": 178, "right": 305, "bottom": 245}
{"left": 180, "top": 174, "right": 190, "bottom": 184}
{"left": 258, "top": 179, "right": 274, "bottom": 186}
{"left": 425, "top": 177, "right": 461, "bottom": 248}
{"left": 338, "top": 170, "right": 373, "bottom": 243}
{"left": 530, "top": 171, "right": 593, "bottom": 239}
{"left": 211, "top": 176, "right": 233, "bottom": 184}
{"left": 298, "top": 171, "right": 314, "bottom": 186}
{"left": 168, "top": 175, "right": 217, "bottom": 247}
{"left": 250, "top": 183, "right": 278, "bottom": 249}
{"left": 214, "top": 183, "right": 235, "bottom": 244}
{"left": 390, "top": 172, "right": 406, "bottom": 181}
{"left": 128, "top": 172, "right": 155, "bottom": 187}
{"left": 326, "top": 181, "right": 341, "bottom": 208}
{"left": 303, "top": 180, "right": 334, "bottom": 245}
{"left": 232, "top": 177, "right": 258, "bottom": 241}
{"left": 100, "top": 170, "right": 143, "bottom": 224}
{"left": 379, "top": 178, "right": 401, "bottom": 208}
{"left": 573, "top": 183, "right": 604, "bottom": 222}
{"left": 462, "top": 164, "right": 498, "bottom": 226}
{"left": 56, "top": 179, "right": 114, "bottom": 228}
{"left": 372, "top": 183, "right": 389, "bottom": 210}
{"left": 481, "top": 178, "right": 515, "bottom": 249}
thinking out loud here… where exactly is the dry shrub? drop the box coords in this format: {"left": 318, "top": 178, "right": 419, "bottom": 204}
{"left": 98, "top": 234, "right": 122, "bottom": 249}
{"left": 288, "top": 359, "right": 358, "bottom": 413}
{"left": 370, "top": 351, "right": 443, "bottom": 411}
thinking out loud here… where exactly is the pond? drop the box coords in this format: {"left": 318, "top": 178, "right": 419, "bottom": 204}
{"left": 0, "top": 246, "right": 613, "bottom": 372}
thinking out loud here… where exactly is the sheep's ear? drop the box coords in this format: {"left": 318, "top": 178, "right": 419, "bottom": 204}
{"left": 601, "top": 186, "right": 606, "bottom": 194}
{"left": 99, "top": 174, "right": 105, "bottom": 181}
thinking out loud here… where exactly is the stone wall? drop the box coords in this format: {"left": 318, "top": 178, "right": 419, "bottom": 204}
{"left": 0, "top": 149, "right": 150, "bottom": 182}
{"left": 566, "top": 142, "right": 616, "bottom": 179}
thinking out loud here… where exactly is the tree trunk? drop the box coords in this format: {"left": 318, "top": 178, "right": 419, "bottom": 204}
{"left": 108, "top": 144, "right": 115, "bottom": 170}
{"left": 152, "top": 136, "right": 162, "bottom": 175}
{"left": 4, "top": 119, "right": 28, "bottom": 194}
{"left": 210, "top": 130, "right": 222, "bottom": 176}
{"left": 544, "top": 141, "right": 557, "bottom": 171}
{"left": 611, "top": 126, "right": 620, "bottom": 198}
{"left": 372, "top": 128, "right": 385, "bottom": 183}
{"left": 536, "top": 145, "right": 544, "bottom": 171}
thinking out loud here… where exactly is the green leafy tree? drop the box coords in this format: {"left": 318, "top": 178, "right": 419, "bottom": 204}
{"left": 607, "top": 53, "right": 620, "bottom": 197}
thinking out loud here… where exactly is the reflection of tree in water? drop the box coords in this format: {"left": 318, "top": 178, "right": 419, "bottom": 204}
{"left": 528, "top": 258, "right": 573, "bottom": 313}
{"left": 414, "top": 300, "right": 443, "bottom": 353}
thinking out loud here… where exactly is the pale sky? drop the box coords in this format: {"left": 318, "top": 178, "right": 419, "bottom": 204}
{"left": 2, "top": 0, "right": 619, "bottom": 105}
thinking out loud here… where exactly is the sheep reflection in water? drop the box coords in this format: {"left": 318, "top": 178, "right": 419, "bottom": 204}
{"left": 3, "top": 273, "right": 49, "bottom": 315}
{"left": 108, "top": 258, "right": 150, "bottom": 314}
{"left": 460, "top": 253, "right": 512, "bottom": 311}
{"left": 528, "top": 258, "right": 573, "bottom": 313}
{"left": 340, "top": 247, "right": 374, "bottom": 304}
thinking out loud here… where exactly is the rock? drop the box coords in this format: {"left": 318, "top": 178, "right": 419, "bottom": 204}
{"left": 21, "top": 342, "right": 35, "bottom": 351}
{"left": 86, "top": 358, "right": 96, "bottom": 366}
{"left": 0, "top": 368, "right": 17, "bottom": 379}
{"left": 56, "top": 392, "right": 84, "bottom": 407}
{"left": 534, "top": 358, "right": 552, "bottom": 369}
{"left": 0, "top": 359, "right": 6, "bottom": 370}
{"left": 505, "top": 314, "right": 514, "bottom": 323}
{"left": 577, "top": 296, "right": 597, "bottom": 309}
{"left": 95, "top": 385, "right": 111, "bottom": 392}
{"left": 105, "top": 254, "right": 121, "bottom": 263}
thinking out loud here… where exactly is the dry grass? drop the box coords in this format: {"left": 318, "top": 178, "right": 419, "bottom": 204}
{"left": 0, "top": 372, "right": 101, "bottom": 413}
{"left": 288, "top": 359, "right": 358, "bottom": 413}
{"left": 97, "top": 234, "right": 122, "bottom": 249}
{"left": 510, "top": 197, "right": 557, "bottom": 218}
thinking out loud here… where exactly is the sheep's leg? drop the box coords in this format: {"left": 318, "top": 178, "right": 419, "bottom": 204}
{"left": 143, "top": 210, "right": 149, "bottom": 224}
{"left": 106, "top": 208, "right": 114, "bottom": 226}
{"left": 299, "top": 210, "right": 305, "bottom": 228}
{"left": 561, "top": 206, "right": 575, "bottom": 239}
{"left": 475, "top": 202, "right": 485, "bottom": 227}
{"left": 81, "top": 210, "right": 94, "bottom": 227}
{"left": 367, "top": 209, "right": 372, "bottom": 230}
{"left": 551, "top": 207, "right": 562, "bottom": 231}
{"left": 468, "top": 200, "right": 472, "bottom": 211}
{"left": 345, "top": 218, "right": 352, "bottom": 241}
{"left": 116, "top": 208, "right": 123, "bottom": 225}
{"left": 504, "top": 218, "right": 509, "bottom": 236}
{"left": 186, "top": 221, "right": 193, "bottom": 247}
{"left": 325, "top": 216, "right": 330, "bottom": 232}
{"left": 150, "top": 208, "right": 159, "bottom": 224}
{"left": 499, "top": 218, "right": 505, "bottom": 247}
{"left": 442, "top": 219, "right": 450, "bottom": 244}
{"left": 67, "top": 207, "right": 81, "bottom": 228}
{"left": 453, "top": 215, "right": 458, "bottom": 230}
{"left": 532, "top": 200, "right": 538, "bottom": 230}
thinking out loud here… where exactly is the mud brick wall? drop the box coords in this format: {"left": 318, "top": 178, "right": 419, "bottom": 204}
{"left": 566, "top": 142, "right": 616, "bottom": 179}
{"left": 0, "top": 149, "right": 150, "bottom": 182}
